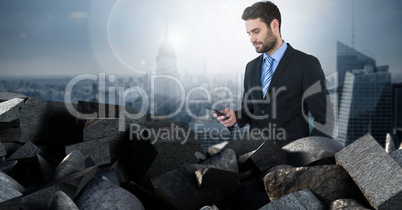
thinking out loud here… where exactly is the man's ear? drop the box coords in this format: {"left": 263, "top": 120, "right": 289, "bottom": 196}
{"left": 271, "top": 19, "right": 280, "bottom": 32}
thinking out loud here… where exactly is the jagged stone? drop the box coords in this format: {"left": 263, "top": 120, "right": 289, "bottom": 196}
{"left": 20, "top": 99, "right": 82, "bottom": 145}
{"left": 0, "top": 142, "right": 5, "bottom": 157}
{"left": 7, "top": 141, "right": 41, "bottom": 160}
{"left": 264, "top": 165, "right": 364, "bottom": 207}
{"left": 75, "top": 176, "right": 145, "bottom": 210}
{"left": 200, "top": 148, "right": 238, "bottom": 172}
{"left": 259, "top": 189, "right": 324, "bottom": 210}
{"left": 0, "top": 171, "right": 24, "bottom": 192}
{"left": 0, "top": 160, "right": 18, "bottom": 172}
{"left": 200, "top": 205, "right": 220, "bottom": 210}
{"left": 330, "top": 198, "right": 371, "bottom": 210}
{"left": 0, "top": 98, "right": 24, "bottom": 123}
{"left": 152, "top": 164, "right": 227, "bottom": 210}
{"left": 52, "top": 150, "right": 85, "bottom": 180}
{"left": 207, "top": 141, "right": 229, "bottom": 156}
{"left": 0, "top": 180, "right": 22, "bottom": 210}
{"left": 2, "top": 142, "right": 21, "bottom": 158}
{"left": 195, "top": 168, "right": 241, "bottom": 195}
{"left": 6, "top": 154, "right": 54, "bottom": 187}
{"left": 195, "top": 151, "right": 207, "bottom": 161}
{"left": 0, "top": 92, "right": 26, "bottom": 102}
{"left": 222, "top": 138, "right": 266, "bottom": 158}
{"left": 83, "top": 119, "right": 128, "bottom": 159}
{"left": 282, "top": 136, "right": 343, "bottom": 167}
{"left": 19, "top": 98, "right": 48, "bottom": 143}
{"left": 119, "top": 122, "right": 203, "bottom": 188}
{"left": 65, "top": 138, "right": 110, "bottom": 166}
{"left": 20, "top": 166, "right": 97, "bottom": 209}
{"left": 390, "top": 149, "right": 402, "bottom": 167}
{"left": 385, "top": 133, "right": 396, "bottom": 154}
{"left": 0, "top": 121, "right": 21, "bottom": 142}
{"left": 239, "top": 141, "right": 286, "bottom": 172}
{"left": 335, "top": 134, "right": 402, "bottom": 210}
{"left": 49, "top": 190, "right": 79, "bottom": 210}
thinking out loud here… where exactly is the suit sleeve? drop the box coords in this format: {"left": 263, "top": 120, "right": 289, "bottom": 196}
{"left": 302, "top": 56, "right": 334, "bottom": 138}
{"left": 235, "top": 63, "right": 253, "bottom": 128}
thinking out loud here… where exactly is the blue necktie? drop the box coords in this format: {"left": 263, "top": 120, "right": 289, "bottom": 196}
{"left": 261, "top": 56, "right": 274, "bottom": 98}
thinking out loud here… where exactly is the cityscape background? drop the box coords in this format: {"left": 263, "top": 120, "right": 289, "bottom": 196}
{"left": 1, "top": 0, "right": 401, "bottom": 148}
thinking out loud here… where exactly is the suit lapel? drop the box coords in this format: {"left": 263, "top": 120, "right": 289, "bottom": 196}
{"left": 252, "top": 55, "right": 264, "bottom": 100}
{"left": 268, "top": 44, "right": 294, "bottom": 92}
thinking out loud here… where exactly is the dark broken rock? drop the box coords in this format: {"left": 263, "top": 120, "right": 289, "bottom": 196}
{"left": 21, "top": 166, "right": 97, "bottom": 210}
{"left": 119, "top": 122, "right": 204, "bottom": 188}
{"left": 0, "top": 160, "right": 18, "bottom": 173}
{"left": 264, "top": 164, "right": 294, "bottom": 174}
{"left": 152, "top": 164, "right": 228, "bottom": 210}
{"left": 2, "top": 142, "right": 21, "bottom": 156}
{"left": 263, "top": 165, "right": 364, "bottom": 207}
{"left": 65, "top": 138, "right": 110, "bottom": 166}
{"left": 200, "top": 205, "right": 220, "bottom": 210}
{"left": 239, "top": 141, "right": 286, "bottom": 172}
{"left": 7, "top": 142, "right": 41, "bottom": 160}
{"left": 259, "top": 189, "right": 324, "bottom": 210}
{"left": 221, "top": 138, "right": 266, "bottom": 158}
{"left": 335, "top": 134, "right": 402, "bottom": 210}
{"left": 49, "top": 190, "right": 79, "bottom": 210}
{"left": 385, "top": 133, "right": 396, "bottom": 154}
{"left": 6, "top": 154, "right": 54, "bottom": 187}
{"left": 330, "top": 198, "right": 371, "bottom": 210}
{"left": 0, "top": 171, "right": 24, "bottom": 192}
{"left": 390, "top": 149, "right": 402, "bottom": 167}
{"left": 207, "top": 141, "right": 229, "bottom": 156}
{"left": 0, "top": 142, "right": 5, "bottom": 157}
{"left": 75, "top": 176, "right": 145, "bottom": 210}
{"left": 195, "top": 151, "right": 207, "bottom": 161}
{"left": 0, "top": 180, "right": 22, "bottom": 210}
{"left": 200, "top": 148, "right": 238, "bottom": 172}
{"left": 19, "top": 98, "right": 48, "bottom": 143}
{"left": 0, "top": 92, "right": 26, "bottom": 102}
{"left": 52, "top": 150, "right": 85, "bottom": 180}
{"left": 20, "top": 99, "right": 82, "bottom": 145}
{"left": 0, "top": 98, "right": 24, "bottom": 123}
{"left": 195, "top": 168, "right": 240, "bottom": 195}
{"left": 0, "top": 122, "right": 21, "bottom": 142}
{"left": 83, "top": 118, "right": 128, "bottom": 159}
{"left": 282, "top": 136, "right": 343, "bottom": 167}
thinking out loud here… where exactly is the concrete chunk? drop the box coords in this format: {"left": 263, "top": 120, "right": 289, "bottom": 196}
{"left": 75, "top": 177, "right": 145, "bottom": 210}
{"left": 7, "top": 141, "right": 41, "bottom": 160}
{"left": 264, "top": 165, "right": 364, "bottom": 207}
{"left": 195, "top": 168, "right": 240, "bottom": 195}
{"left": 65, "top": 138, "right": 110, "bottom": 166}
{"left": 0, "top": 142, "right": 5, "bottom": 157}
{"left": 330, "top": 198, "right": 371, "bottom": 210}
{"left": 259, "top": 189, "right": 324, "bottom": 210}
{"left": 152, "top": 164, "right": 227, "bottom": 210}
{"left": 200, "top": 148, "right": 238, "bottom": 172}
{"left": 0, "top": 180, "right": 22, "bottom": 210}
{"left": 240, "top": 141, "right": 286, "bottom": 172}
{"left": 335, "top": 134, "right": 402, "bottom": 210}
{"left": 282, "top": 136, "right": 343, "bottom": 167}
{"left": 0, "top": 98, "right": 24, "bottom": 123}
{"left": 52, "top": 150, "right": 86, "bottom": 180}
{"left": 19, "top": 98, "right": 48, "bottom": 143}
{"left": 390, "top": 149, "right": 402, "bottom": 167}
{"left": 49, "top": 190, "right": 79, "bottom": 210}
{"left": 385, "top": 133, "right": 396, "bottom": 154}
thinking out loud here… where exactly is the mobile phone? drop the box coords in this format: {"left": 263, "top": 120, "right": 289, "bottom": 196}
{"left": 205, "top": 107, "right": 236, "bottom": 131}
{"left": 205, "top": 107, "right": 229, "bottom": 120}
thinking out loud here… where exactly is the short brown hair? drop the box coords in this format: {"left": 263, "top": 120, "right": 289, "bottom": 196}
{"left": 242, "top": 1, "right": 281, "bottom": 32}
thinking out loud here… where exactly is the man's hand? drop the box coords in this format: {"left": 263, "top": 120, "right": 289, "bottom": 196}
{"left": 213, "top": 107, "right": 237, "bottom": 127}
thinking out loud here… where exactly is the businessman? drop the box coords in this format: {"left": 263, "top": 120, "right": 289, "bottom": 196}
{"left": 215, "top": 1, "right": 334, "bottom": 146}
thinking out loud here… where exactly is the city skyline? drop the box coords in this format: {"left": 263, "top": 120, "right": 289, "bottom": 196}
{"left": 1, "top": 0, "right": 402, "bottom": 82}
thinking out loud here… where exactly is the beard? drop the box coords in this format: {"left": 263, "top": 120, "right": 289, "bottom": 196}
{"left": 253, "top": 29, "right": 277, "bottom": 53}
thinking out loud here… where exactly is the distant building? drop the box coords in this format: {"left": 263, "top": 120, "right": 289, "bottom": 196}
{"left": 335, "top": 42, "right": 392, "bottom": 146}
{"left": 393, "top": 83, "right": 402, "bottom": 146}
{"left": 152, "top": 23, "right": 181, "bottom": 117}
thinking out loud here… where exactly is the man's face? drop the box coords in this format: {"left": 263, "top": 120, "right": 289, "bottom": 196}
{"left": 245, "top": 18, "right": 277, "bottom": 54}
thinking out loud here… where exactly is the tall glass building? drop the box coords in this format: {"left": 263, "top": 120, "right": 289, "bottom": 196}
{"left": 335, "top": 42, "right": 392, "bottom": 146}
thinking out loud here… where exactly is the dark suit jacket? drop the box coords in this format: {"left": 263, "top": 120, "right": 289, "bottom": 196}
{"left": 236, "top": 43, "right": 334, "bottom": 146}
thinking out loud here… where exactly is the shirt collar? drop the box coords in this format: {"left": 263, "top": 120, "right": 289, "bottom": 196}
{"left": 263, "top": 40, "right": 287, "bottom": 62}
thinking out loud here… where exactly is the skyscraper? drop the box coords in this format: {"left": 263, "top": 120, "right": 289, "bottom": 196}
{"left": 152, "top": 20, "right": 182, "bottom": 117}
{"left": 335, "top": 42, "right": 392, "bottom": 146}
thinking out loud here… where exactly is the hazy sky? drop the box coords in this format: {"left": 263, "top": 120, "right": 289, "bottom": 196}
{"left": 1, "top": 0, "right": 402, "bottom": 80}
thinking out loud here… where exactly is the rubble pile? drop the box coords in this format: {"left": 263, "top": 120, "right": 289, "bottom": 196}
{"left": 1, "top": 93, "right": 402, "bottom": 210}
